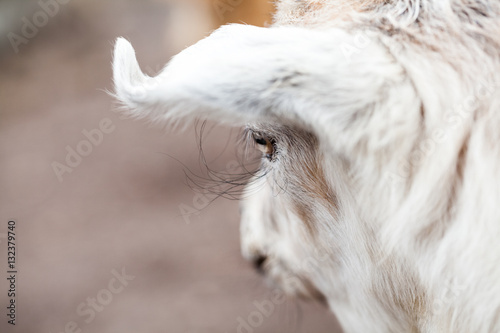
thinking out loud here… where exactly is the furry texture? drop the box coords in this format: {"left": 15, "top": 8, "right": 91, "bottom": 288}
{"left": 112, "top": 1, "right": 500, "bottom": 332}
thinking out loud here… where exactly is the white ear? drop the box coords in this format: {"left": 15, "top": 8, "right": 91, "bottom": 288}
{"left": 112, "top": 24, "right": 412, "bottom": 136}
{"left": 112, "top": 38, "right": 154, "bottom": 110}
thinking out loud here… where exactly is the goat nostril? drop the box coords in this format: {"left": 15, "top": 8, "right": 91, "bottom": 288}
{"left": 253, "top": 255, "right": 267, "bottom": 273}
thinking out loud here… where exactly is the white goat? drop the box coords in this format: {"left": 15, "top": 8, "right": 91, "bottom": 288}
{"left": 112, "top": 1, "right": 500, "bottom": 332}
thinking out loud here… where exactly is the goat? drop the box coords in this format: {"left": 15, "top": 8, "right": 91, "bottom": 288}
{"left": 112, "top": 1, "right": 500, "bottom": 332}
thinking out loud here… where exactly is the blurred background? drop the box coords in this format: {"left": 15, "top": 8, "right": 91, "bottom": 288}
{"left": 0, "top": 0, "right": 342, "bottom": 332}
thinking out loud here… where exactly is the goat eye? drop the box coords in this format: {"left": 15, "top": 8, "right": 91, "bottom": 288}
{"left": 254, "top": 137, "right": 268, "bottom": 146}
{"left": 252, "top": 134, "right": 275, "bottom": 160}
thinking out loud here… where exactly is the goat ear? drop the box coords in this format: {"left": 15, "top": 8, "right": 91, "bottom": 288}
{"left": 112, "top": 38, "right": 154, "bottom": 111}
{"left": 112, "top": 34, "right": 251, "bottom": 126}
{"left": 113, "top": 24, "right": 404, "bottom": 132}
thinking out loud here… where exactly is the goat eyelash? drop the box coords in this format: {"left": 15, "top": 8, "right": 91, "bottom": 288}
{"left": 164, "top": 122, "right": 274, "bottom": 203}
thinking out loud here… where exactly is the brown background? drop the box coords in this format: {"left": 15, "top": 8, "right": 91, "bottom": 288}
{"left": 0, "top": 0, "right": 342, "bottom": 332}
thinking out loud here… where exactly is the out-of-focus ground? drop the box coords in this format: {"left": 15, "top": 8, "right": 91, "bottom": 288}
{"left": 0, "top": 0, "right": 342, "bottom": 332}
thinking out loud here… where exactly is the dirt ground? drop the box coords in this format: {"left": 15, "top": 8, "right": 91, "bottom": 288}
{"left": 0, "top": 1, "right": 342, "bottom": 332}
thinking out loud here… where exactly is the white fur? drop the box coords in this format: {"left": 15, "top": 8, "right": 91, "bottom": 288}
{"left": 112, "top": 1, "right": 500, "bottom": 332}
